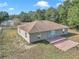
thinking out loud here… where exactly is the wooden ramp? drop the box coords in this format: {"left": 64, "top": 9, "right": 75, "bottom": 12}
{"left": 54, "top": 40, "right": 79, "bottom": 51}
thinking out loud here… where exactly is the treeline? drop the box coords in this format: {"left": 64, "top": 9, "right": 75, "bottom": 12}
{"left": 17, "top": 8, "right": 59, "bottom": 22}
{"left": 0, "top": 0, "right": 79, "bottom": 29}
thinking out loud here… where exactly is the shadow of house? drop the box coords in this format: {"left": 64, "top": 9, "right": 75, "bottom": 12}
{"left": 31, "top": 40, "right": 49, "bottom": 45}
{"left": 62, "top": 32, "right": 78, "bottom": 38}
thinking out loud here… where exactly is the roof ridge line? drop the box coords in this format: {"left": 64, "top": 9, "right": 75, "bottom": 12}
{"left": 28, "top": 21, "right": 37, "bottom": 32}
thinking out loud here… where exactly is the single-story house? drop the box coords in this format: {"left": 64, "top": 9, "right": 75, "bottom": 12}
{"left": 18, "top": 20, "right": 68, "bottom": 43}
{"left": 0, "top": 20, "right": 14, "bottom": 27}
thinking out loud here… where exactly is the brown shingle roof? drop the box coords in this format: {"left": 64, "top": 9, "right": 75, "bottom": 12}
{"left": 19, "top": 20, "right": 68, "bottom": 33}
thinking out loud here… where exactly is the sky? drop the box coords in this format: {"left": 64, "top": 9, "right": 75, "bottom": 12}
{"left": 0, "top": 0, "right": 64, "bottom": 15}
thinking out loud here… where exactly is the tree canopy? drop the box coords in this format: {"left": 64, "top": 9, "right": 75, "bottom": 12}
{"left": 0, "top": 0, "right": 79, "bottom": 29}
{"left": 0, "top": 11, "right": 9, "bottom": 23}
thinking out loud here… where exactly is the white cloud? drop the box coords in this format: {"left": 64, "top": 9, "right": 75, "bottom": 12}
{"left": 56, "top": 0, "right": 64, "bottom": 7}
{"left": 56, "top": 2, "right": 62, "bottom": 7}
{"left": 9, "top": 8, "right": 14, "bottom": 11}
{"left": 34, "top": 1, "right": 50, "bottom": 8}
{"left": 0, "top": 2, "right": 8, "bottom": 7}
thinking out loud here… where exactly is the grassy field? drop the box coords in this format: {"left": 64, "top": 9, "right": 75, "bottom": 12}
{"left": 0, "top": 28, "right": 79, "bottom": 59}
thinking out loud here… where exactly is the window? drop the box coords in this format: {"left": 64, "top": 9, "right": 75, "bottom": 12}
{"left": 62, "top": 28, "right": 68, "bottom": 34}
{"left": 25, "top": 33, "right": 27, "bottom": 37}
{"left": 37, "top": 34, "right": 41, "bottom": 39}
{"left": 62, "top": 29, "right": 66, "bottom": 33}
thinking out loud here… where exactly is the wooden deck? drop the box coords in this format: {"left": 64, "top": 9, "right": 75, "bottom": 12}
{"left": 54, "top": 40, "right": 79, "bottom": 51}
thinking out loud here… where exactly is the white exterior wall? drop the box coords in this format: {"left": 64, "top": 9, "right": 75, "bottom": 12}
{"left": 30, "top": 32, "right": 48, "bottom": 43}
{"left": 30, "top": 28, "right": 68, "bottom": 43}
{"left": 18, "top": 28, "right": 30, "bottom": 43}
{"left": 55, "top": 29, "right": 64, "bottom": 36}
{"left": 54, "top": 28, "right": 68, "bottom": 36}
{"left": 18, "top": 28, "right": 68, "bottom": 43}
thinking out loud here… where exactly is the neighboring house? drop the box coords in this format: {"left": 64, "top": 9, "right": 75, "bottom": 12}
{"left": 1, "top": 20, "right": 14, "bottom": 27}
{"left": 18, "top": 20, "right": 68, "bottom": 43}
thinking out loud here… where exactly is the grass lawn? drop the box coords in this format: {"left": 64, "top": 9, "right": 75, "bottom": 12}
{"left": 0, "top": 28, "right": 79, "bottom": 59}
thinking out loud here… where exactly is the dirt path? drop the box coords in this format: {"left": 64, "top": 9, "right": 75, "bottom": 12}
{"left": 24, "top": 44, "right": 37, "bottom": 49}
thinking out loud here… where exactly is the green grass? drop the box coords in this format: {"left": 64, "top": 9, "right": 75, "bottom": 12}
{"left": 0, "top": 28, "right": 27, "bottom": 59}
{"left": 0, "top": 28, "right": 79, "bottom": 59}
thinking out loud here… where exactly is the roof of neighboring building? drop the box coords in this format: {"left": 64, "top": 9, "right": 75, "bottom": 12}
{"left": 18, "top": 20, "right": 68, "bottom": 33}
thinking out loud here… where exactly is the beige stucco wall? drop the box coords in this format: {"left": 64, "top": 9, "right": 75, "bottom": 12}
{"left": 18, "top": 28, "right": 30, "bottom": 43}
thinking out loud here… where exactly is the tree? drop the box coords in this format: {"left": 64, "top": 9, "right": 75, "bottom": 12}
{"left": 67, "top": 0, "right": 79, "bottom": 28}
{"left": 45, "top": 7, "right": 59, "bottom": 22}
{"left": 34, "top": 9, "right": 46, "bottom": 20}
{"left": 57, "top": 0, "right": 79, "bottom": 29}
{"left": 19, "top": 12, "right": 32, "bottom": 22}
{"left": 0, "top": 11, "right": 9, "bottom": 23}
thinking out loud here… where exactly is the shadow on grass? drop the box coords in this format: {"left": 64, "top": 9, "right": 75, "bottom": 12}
{"left": 31, "top": 40, "right": 49, "bottom": 45}
{"left": 62, "top": 32, "right": 78, "bottom": 38}
{"left": 30, "top": 32, "right": 77, "bottom": 45}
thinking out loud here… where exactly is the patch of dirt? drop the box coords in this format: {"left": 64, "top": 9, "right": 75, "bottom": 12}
{"left": 24, "top": 45, "right": 37, "bottom": 49}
